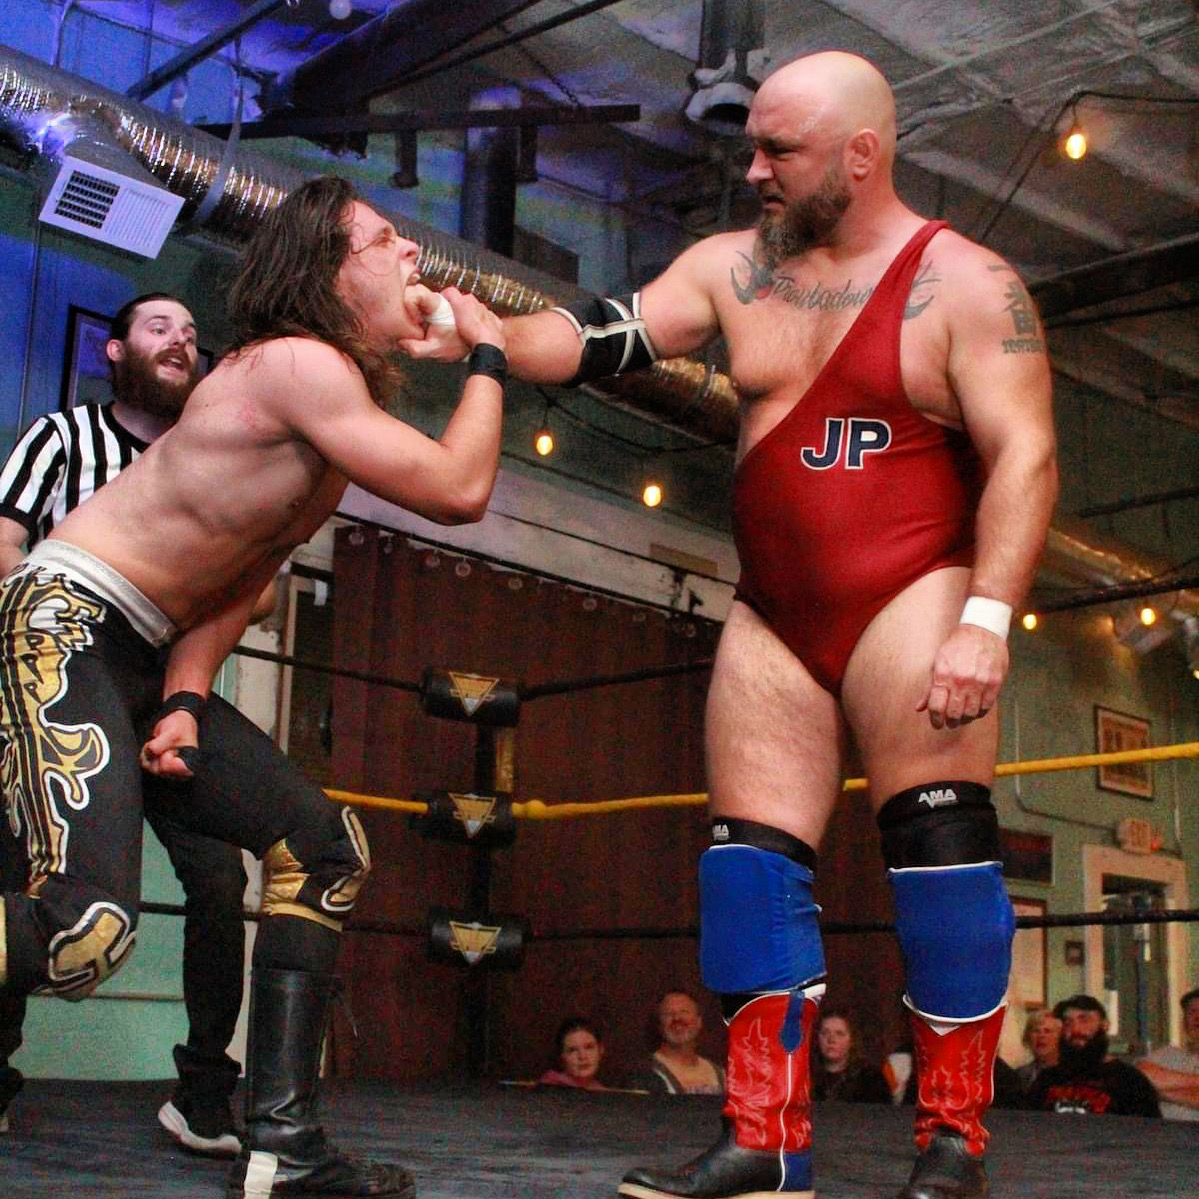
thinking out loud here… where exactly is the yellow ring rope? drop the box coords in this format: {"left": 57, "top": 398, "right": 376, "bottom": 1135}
{"left": 326, "top": 740, "right": 1199, "bottom": 820}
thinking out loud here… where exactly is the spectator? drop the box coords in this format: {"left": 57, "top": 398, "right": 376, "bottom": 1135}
{"left": 538, "top": 1017, "right": 609, "bottom": 1091}
{"left": 1015, "top": 1008, "right": 1062, "bottom": 1093}
{"left": 1025, "top": 994, "right": 1160, "bottom": 1116}
{"left": 635, "top": 991, "right": 725, "bottom": 1096}
{"left": 1136, "top": 987, "right": 1199, "bottom": 1121}
{"left": 811, "top": 1009, "right": 891, "bottom": 1104}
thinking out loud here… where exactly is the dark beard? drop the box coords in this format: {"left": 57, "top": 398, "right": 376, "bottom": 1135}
{"left": 1059, "top": 1030, "right": 1108, "bottom": 1074}
{"left": 111, "top": 346, "right": 196, "bottom": 418}
{"left": 757, "top": 163, "right": 852, "bottom": 267}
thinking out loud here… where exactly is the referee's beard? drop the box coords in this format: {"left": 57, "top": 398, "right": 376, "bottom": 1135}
{"left": 111, "top": 345, "right": 197, "bottom": 420}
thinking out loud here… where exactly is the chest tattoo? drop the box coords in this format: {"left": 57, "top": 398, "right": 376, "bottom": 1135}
{"left": 731, "top": 252, "right": 940, "bottom": 321}
{"left": 904, "top": 261, "right": 940, "bottom": 319}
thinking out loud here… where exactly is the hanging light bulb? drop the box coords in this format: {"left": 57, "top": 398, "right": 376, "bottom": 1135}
{"left": 329, "top": 0, "right": 353, "bottom": 20}
{"left": 1062, "top": 103, "right": 1087, "bottom": 160}
{"left": 642, "top": 479, "right": 663, "bottom": 508}
{"left": 1021, "top": 612, "right": 1038, "bottom": 632}
{"left": 533, "top": 397, "right": 555, "bottom": 457}
{"left": 1139, "top": 604, "right": 1157, "bottom": 627}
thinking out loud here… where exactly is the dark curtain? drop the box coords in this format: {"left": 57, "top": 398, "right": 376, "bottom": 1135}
{"left": 329, "top": 526, "right": 903, "bottom": 1083}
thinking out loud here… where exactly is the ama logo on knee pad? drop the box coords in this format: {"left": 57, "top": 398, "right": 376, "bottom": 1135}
{"left": 801, "top": 417, "right": 892, "bottom": 470}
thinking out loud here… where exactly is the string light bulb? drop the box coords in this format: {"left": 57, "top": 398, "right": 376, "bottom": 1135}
{"left": 329, "top": 0, "right": 353, "bottom": 19}
{"left": 533, "top": 395, "right": 555, "bottom": 457}
{"left": 642, "top": 479, "right": 663, "bottom": 508}
{"left": 1063, "top": 103, "right": 1087, "bottom": 160}
{"left": 1021, "top": 612, "right": 1038, "bottom": 631}
{"left": 1139, "top": 604, "right": 1157, "bottom": 627}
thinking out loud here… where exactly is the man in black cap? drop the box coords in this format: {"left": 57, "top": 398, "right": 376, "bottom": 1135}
{"left": 1025, "top": 994, "right": 1161, "bottom": 1117}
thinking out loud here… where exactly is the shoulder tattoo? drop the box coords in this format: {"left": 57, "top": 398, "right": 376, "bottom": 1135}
{"left": 989, "top": 263, "right": 1045, "bottom": 355}
{"left": 904, "top": 260, "right": 940, "bottom": 320}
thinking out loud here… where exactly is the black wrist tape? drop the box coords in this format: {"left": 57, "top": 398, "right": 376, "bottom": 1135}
{"left": 155, "top": 690, "right": 206, "bottom": 725}
{"left": 467, "top": 343, "right": 508, "bottom": 387}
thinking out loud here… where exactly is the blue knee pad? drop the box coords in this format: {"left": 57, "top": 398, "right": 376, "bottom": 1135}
{"left": 889, "top": 862, "right": 1015, "bottom": 1019}
{"left": 699, "top": 845, "right": 825, "bottom": 994}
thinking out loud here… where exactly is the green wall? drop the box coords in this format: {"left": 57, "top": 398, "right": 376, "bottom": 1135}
{"left": 996, "top": 607, "right": 1199, "bottom": 1002}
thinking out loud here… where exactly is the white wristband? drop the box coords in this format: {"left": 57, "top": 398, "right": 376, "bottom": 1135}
{"left": 960, "top": 596, "right": 1012, "bottom": 641}
{"left": 426, "top": 294, "right": 457, "bottom": 329}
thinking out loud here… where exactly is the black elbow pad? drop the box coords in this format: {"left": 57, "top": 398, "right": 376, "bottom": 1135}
{"left": 550, "top": 292, "right": 659, "bottom": 385}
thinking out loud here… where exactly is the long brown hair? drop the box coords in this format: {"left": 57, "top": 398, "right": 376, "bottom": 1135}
{"left": 226, "top": 175, "right": 404, "bottom": 404}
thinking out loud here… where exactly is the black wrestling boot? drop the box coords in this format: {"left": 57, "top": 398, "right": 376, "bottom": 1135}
{"left": 898, "top": 1133, "right": 990, "bottom": 1199}
{"left": 159, "top": 1043, "right": 242, "bottom": 1157}
{"left": 619, "top": 1119, "right": 814, "bottom": 1199}
{"left": 225, "top": 968, "right": 414, "bottom": 1198}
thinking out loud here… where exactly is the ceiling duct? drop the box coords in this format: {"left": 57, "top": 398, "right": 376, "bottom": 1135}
{"left": 686, "top": 0, "right": 770, "bottom": 137}
{"left": 0, "top": 46, "right": 1193, "bottom": 647}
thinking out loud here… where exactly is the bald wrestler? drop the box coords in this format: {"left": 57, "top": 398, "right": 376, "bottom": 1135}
{"left": 0, "top": 175, "right": 507, "bottom": 1199}
{"left": 408, "top": 52, "right": 1057, "bottom": 1199}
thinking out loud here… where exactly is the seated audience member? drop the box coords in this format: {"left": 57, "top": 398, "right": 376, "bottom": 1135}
{"left": 538, "top": 1017, "right": 609, "bottom": 1091}
{"left": 1136, "top": 986, "right": 1199, "bottom": 1121}
{"left": 1015, "top": 1008, "right": 1062, "bottom": 1093}
{"left": 1025, "top": 994, "right": 1160, "bottom": 1116}
{"left": 634, "top": 990, "right": 724, "bottom": 1096}
{"left": 811, "top": 1009, "right": 891, "bottom": 1104}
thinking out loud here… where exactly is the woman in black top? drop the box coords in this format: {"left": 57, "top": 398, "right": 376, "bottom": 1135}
{"left": 811, "top": 1009, "right": 892, "bottom": 1104}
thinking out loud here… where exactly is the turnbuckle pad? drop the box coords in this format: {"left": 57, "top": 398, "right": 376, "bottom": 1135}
{"left": 427, "top": 906, "right": 528, "bottom": 968}
{"left": 410, "top": 790, "right": 516, "bottom": 848}
{"left": 420, "top": 668, "right": 521, "bottom": 725}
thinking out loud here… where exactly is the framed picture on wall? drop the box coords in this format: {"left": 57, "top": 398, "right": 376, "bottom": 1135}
{"left": 1094, "top": 705, "right": 1153, "bottom": 799}
{"left": 60, "top": 304, "right": 212, "bottom": 411}
{"left": 1010, "top": 896, "right": 1047, "bottom": 1010}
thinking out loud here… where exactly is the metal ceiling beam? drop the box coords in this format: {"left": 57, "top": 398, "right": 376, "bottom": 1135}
{"left": 261, "top": 0, "right": 545, "bottom": 115}
{"left": 1030, "top": 233, "right": 1199, "bottom": 319}
{"left": 1051, "top": 356, "right": 1199, "bottom": 432}
{"left": 126, "top": 0, "right": 288, "bottom": 101}
{"left": 197, "top": 105, "right": 641, "bottom": 140}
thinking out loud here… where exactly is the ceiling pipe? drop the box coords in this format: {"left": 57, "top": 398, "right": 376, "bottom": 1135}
{"left": 0, "top": 46, "right": 1192, "bottom": 638}
{"left": 685, "top": 0, "right": 770, "bottom": 138}
{"left": 459, "top": 86, "right": 521, "bottom": 258}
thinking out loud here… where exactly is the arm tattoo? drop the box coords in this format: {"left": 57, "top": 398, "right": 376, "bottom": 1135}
{"left": 989, "top": 263, "right": 1045, "bottom": 355}
{"left": 904, "top": 260, "right": 940, "bottom": 320}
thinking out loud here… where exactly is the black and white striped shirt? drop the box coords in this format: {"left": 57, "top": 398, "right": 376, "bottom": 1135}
{"left": 0, "top": 404, "right": 149, "bottom": 548}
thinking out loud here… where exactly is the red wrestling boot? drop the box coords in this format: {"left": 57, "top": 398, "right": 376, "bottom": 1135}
{"left": 620, "top": 989, "right": 820, "bottom": 1199}
{"left": 900, "top": 1004, "right": 1006, "bottom": 1199}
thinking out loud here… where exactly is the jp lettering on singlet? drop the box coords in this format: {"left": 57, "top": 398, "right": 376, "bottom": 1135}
{"left": 800, "top": 417, "right": 893, "bottom": 470}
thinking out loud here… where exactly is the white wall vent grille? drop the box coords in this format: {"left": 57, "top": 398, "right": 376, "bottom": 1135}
{"left": 39, "top": 156, "right": 185, "bottom": 258}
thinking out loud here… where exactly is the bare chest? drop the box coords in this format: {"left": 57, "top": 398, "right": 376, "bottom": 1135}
{"left": 716, "top": 255, "right": 957, "bottom": 451}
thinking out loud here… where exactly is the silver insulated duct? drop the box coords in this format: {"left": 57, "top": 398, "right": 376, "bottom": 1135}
{"left": 0, "top": 45, "right": 1193, "bottom": 641}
